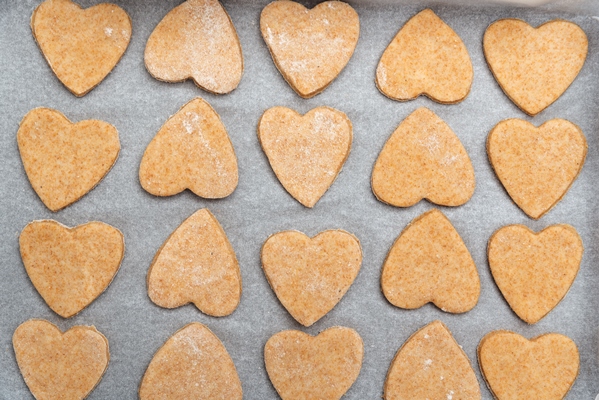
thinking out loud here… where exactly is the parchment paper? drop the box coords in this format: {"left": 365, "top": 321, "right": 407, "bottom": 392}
{"left": 0, "top": 0, "right": 598, "bottom": 398}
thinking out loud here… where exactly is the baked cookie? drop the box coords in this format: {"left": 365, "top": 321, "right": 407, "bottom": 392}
{"left": 488, "top": 224, "right": 582, "bottom": 324}
{"left": 487, "top": 118, "right": 587, "bottom": 219}
{"left": 258, "top": 106, "right": 352, "bottom": 207}
{"left": 139, "top": 323, "right": 242, "bottom": 400}
{"left": 18, "top": 107, "right": 120, "bottom": 212}
{"left": 484, "top": 18, "right": 587, "bottom": 115}
{"left": 381, "top": 209, "right": 480, "bottom": 313}
{"left": 372, "top": 108, "right": 475, "bottom": 207}
{"left": 20, "top": 220, "right": 124, "bottom": 318}
{"left": 376, "top": 9, "right": 473, "bottom": 103}
{"left": 260, "top": 1, "right": 359, "bottom": 98}
{"left": 145, "top": 0, "right": 243, "bottom": 94}
{"left": 139, "top": 97, "right": 238, "bottom": 199}
{"left": 147, "top": 208, "right": 241, "bottom": 317}
{"left": 31, "top": 0, "right": 131, "bottom": 96}
{"left": 261, "top": 229, "right": 362, "bottom": 326}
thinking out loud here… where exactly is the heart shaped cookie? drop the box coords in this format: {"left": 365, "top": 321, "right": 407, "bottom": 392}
{"left": 265, "top": 327, "right": 363, "bottom": 400}
{"left": 139, "top": 98, "right": 238, "bottom": 199}
{"left": 260, "top": 1, "right": 359, "bottom": 98}
{"left": 258, "top": 106, "right": 352, "bottom": 207}
{"left": 18, "top": 108, "right": 120, "bottom": 212}
{"left": 376, "top": 9, "right": 473, "bottom": 103}
{"left": 372, "top": 107, "right": 475, "bottom": 207}
{"left": 381, "top": 209, "right": 480, "bottom": 313}
{"left": 32, "top": 0, "right": 131, "bottom": 96}
{"left": 145, "top": 0, "right": 243, "bottom": 94}
{"left": 13, "top": 319, "right": 109, "bottom": 400}
{"left": 384, "top": 320, "right": 481, "bottom": 400}
{"left": 147, "top": 208, "right": 241, "bottom": 317}
{"left": 20, "top": 220, "right": 124, "bottom": 318}
{"left": 261, "top": 229, "right": 362, "bottom": 327}
{"left": 484, "top": 19, "right": 587, "bottom": 116}
{"left": 139, "top": 323, "right": 242, "bottom": 400}
{"left": 487, "top": 118, "right": 587, "bottom": 219}
{"left": 488, "top": 224, "right": 582, "bottom": 324}
{"left": 478, "top": 330, "right": 579, "bottom": 400}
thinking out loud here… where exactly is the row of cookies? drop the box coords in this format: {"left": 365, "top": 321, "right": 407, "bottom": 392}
{"left": 13, "top": 318, "right": 579, "bottom": 399}
{"left": 33, "top": 0, "right": 587, "bottom": 116}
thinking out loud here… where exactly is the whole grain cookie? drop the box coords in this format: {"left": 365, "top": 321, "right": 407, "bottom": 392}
{"left": 139, "top": 97, "right": 238, "bottom": 199}
{"left": 147, "top": 208, "right": 241, "bottom": 317}
{"left": 384, "top": 320, "right": 481, "bottom": 400}
{"left": 261, "top": 229, "right": 362, "bottom": 327}
{"left": 258, "top": 106, "right": 352, "bottom": 207}
{"left": 381, "top": 209, "right": 480, "bottom": 313}
{"left": 144, "top": 0, "right": 243, "bottom": 94}
{"left": 487, "top": 118, "right": 587, "bottom": 219}
{"left": 483, "top": 18, "right": 588, "bottom": 116}
{"left": 265, "top": 326, "right": 363, "bottom": 400}
{"left": 31, "top": 0, "right": 131, "bottom": 96}
{"left": 478, "top": 330, "right": 579, "bottom": 400}
{"left": 376, "top": 9, "right": 473, "bottom": 103}
{"left": 13, "top": 319, "right": 109, "bottom": 400}
{"left": 18, "top": 107, "right": 120, "bottom": 212}
{"left": 372, "top": 107, "right": 475, "bottom": 207}
{"left": 488, "top": 224, "right": 582, "bottom": 324}
{"left": 139, "top": 322, "right": 242, "bottom": 400}
{"left": 260, "top": 1, "right": 359, "bottom": 98}
{"left": 20, "top": 220, "right": 124, "bottom": 318}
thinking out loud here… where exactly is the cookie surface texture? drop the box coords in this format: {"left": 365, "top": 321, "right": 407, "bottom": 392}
{"left": 372, "top": 107, "right": 475, "bottom": 207}
{"left": 147, "top": 208, "right": 241, "bottom": 317}
{"left": 19, "top": 220, "right": 124, "bottom": 318}
{"left": 18, "top": 108, "right": 120, "bottom": 212}
{"left": 144, "top": 0, "right": 243, "bottom": 94}
{"left": 487, "top": 118, "right": 586, "bottom": 219}
{"left": 478, "top": 331, "right": 579, "bottom": 400}
{"left": 265, "top": 326, "right": 363, "bottom": 400}
{"left": 139, "top": 97, "right": 238, "bottom": 198}
{"left": 381, "top": 209, "right": 480, "bottom": 313}
{"left": 31, "top": 0, "right": 131, "bottom": 96}
{"left": 384, "top": 320, "right": 481, "bottom": 400}
{"left": 483, "top": 18, "right": 587, "bottom": 115}
{"left": 139, "top": 323, "right": 242, "bottom": 400}
{"left": 261, "top": 229, "right": 362, "bottom": 326}
{"left": 13, "top": 319, "right": 109, "bottom": 400}
{"left": 258, "top": 106, "right": 352, "bottom": 207}
{"left": 488, "top": 224, "right": 582, "bottom": 324}
{"left": 260, "top": 1, "right": 359, "bottom": 98}
{"left": 376, "top": 9, "right": 473, "bottom": 103}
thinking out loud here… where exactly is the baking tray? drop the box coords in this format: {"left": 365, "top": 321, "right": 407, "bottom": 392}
{"left": 1, "top": 0, "right": 598, "bottom": 398}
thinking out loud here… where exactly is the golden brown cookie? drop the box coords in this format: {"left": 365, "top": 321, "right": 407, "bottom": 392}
{"left": 139, "top": 322, "right": 242, "bottom": 400}
{"left": 20, "top": 220, "right": 124, "bottom": 318}
{"left": 18, "top": 107, "right": 120, "bottom": 212}
{"left": 478, "top": 330, "right": 579, "bottom": 400}
{"left": 31, "top": 0, "right": 131, "bottom": 96}
{"left": 139, "top": 98, "right": 238, "bottom": 199}
{"left": 488, "top": 224, "right": 582, "bottom": 324}
{"left": 381, "top": 209, "right": 480, "bottom": 313}
{"left": 147, "top": 208, "right": 241, "bottom": 317}
{"left": 372, "top": 107, "right": 475, "bottom": 207}
{"left": 483, "top": 18, "right": 587, "bottom": 116}
{"left": 376, "top": 9, "right": 473, "bottom": 103}
{"left": 144, "top": 0, "right": 243, "bottom": 94}
{"left": 384, "top": 320, "right": 481, "bottom": 400}
{"left": 260, "top": 1, "right": 359, "bottom": 98}
{"left": 13, "top": 319, "right": 109, "bottom": 400}
{"left": 487, "top": 118, "right": 587, "bottom": 219}
{"left": 258, "top": 106, "right": 352, "bottom": 207}
{"left": 261, "top": 229, "right": 362, "bottom": 327}
{"left": 265, "top": 326, "right": 363, "bottom": 400}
